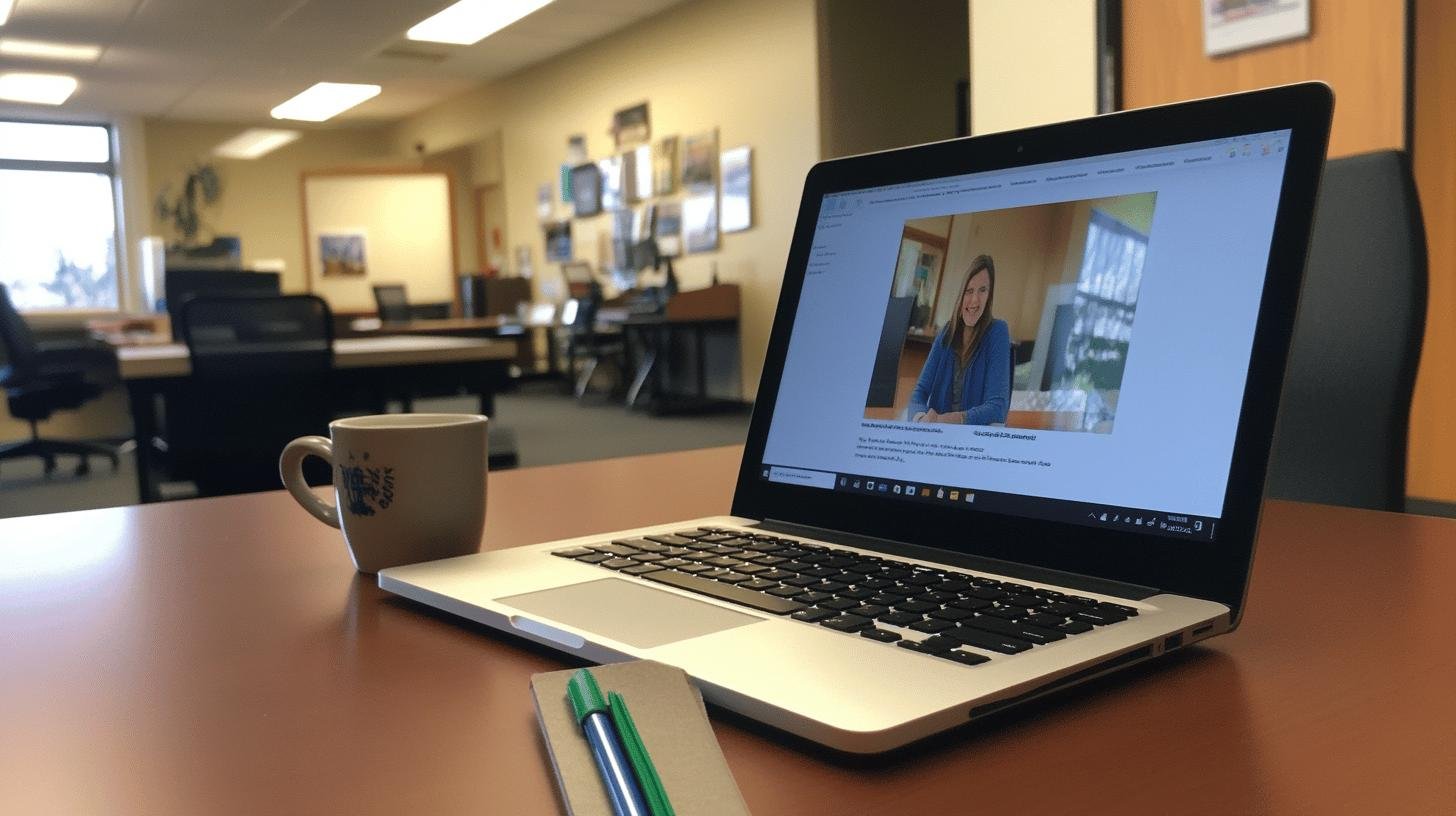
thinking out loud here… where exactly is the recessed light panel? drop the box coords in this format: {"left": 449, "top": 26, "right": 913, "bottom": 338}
{"left": 0, "top": 0, "right": 15, "bottom": 27}
{"left": 270, "top": 82, "right": 380, "bottom": 122}
{"left": 0, "top": 72, "right": 78, "bottom": 105}
{"left": 213, "top": 128, "right": 302, "bottom": 160}
{"left": 0, "top": 38, "right": 102, "bottom": 62}
{"left": 407, "top": 0, "right": 555, "bottom": 45}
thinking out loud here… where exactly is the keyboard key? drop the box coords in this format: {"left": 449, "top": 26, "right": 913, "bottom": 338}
{"left": 898, "top": 635, "right": 956, "bottom": 654}
{"left": 948, "top": 627, "right": 1033, "bottom": 655}
{"left": 838, "top": 587, "right": 875, "bottom": 601}
{"left": 675, "top": 562, "right": 713, "bottom": 574}
{"left": 983, "top": 606, "right": 1025, "bottom": 621}
{"left": 1058, "top": 620, "right": 1094, "bottom": 634}
{"left": 820, "top": 614, "right": 874, "bottom": 633}
{"left": 695, "top": 534, "right": 736, "bottom": 543}
{"left": 1072, "top": 609, "right": 1127, "bottom": 626}
{"left": 750, "top": 555, "right": 789, "bottom": 565}
{"left": 784, "top": 575, "right": 820, "bottom": 588}
{"left": 765, "top": 585, "right": 804, "bottom": 598}
{"left": 819, "top": 598, "right": 859, "bottom": 611}
{"left": 796, "top": 591, "right": 833, "bottom": 604}
{"left": 970, "top": 587, "right": 1008, "bottom": 601}
{"left": 739, "top": 578, "right": 779, "bottom": 591}
{"left": 813, "top": 580, "right": 850, "bottom": 593}
{"left": 868, "top": 593, "right": 902, "bottom": 606}
{"left": 627, "top": 552, "right": 664, "bottom": 563}
{"left": 937, "top": 579, "right": 972, "bottom": 593}
{"left": 601, "top": 558, "right": 637, "bottom": 570}
{"left": 928, "top": 607, "right": 975, "bottom": 622}
{"left": 619, "top": 539, "right": 668, "bottom": 553}
{"left": 903, "top": 572, "right": 941, "bottom": 586}
{"left": 909, "top": 619, "right": 954, "bottom": 634}
{"left": 575, "top": 552, "right": 613, "bottom": 564}
{"left": 846, "top": 561, "right": 884, "bottom": 575}
{"left": 848, "top": 604, "right": 889, "bottom": 619}
{"left": 876, "top": 611, "right": 924, "bottom": 627}
{"left": 1098, "top": 602, "right": 1140, "bottom": 617}
{"left": 716, "top": 572, "right": 751, "bottom": 584}
{"left": 860, "top": 628, "right": 902, "bottom": 643}
{"left": 642, "top": 569, "right": 805, "bottom": 614}
{"left": 758, "top": 569, "right": 795, "bottom": 581}
{"left": 792, "top": 607, "right": 838, "bottom": 623}
{"left": 735, "top": 563, "right": 770, "bottom": 575}
{"left": 947, "top": 597, "right": 992, "bottom": 612}
{"left": 704, "top": 545, "right": 744, "bottom": 556}
{"left": 704, "top": 556, "right": 745, "bottom": 568}
{"left": 1027, "top": 613, "right": 1068, "bottom": 628}
{"left": 1006, "top": 594, "right": 1043, "bottom": 608}
{"left": 859, "top": 577, "right": 895, "bottom": 590}
{"left": 963, "top": 615, "right": 1066, "bottom": 645}
{"left": 644, "top": 534, "right": 696, "bottom": 547}
{"left": 657, "top": 558, "right": 690, "bottom": 569}
{"left": 621, "top": 564, "right": 663, "bottom": 576}
{"left": 673, "top": 530, "right": 709, "bottom": 538}
{"left": 591, "top": 544, "right": 641, "bottom": 557}
{"left": 552, "top": 548, "right": 593, "bottom": 558}
{"left": 916, "top": 591, "right": 958, "bottom": 604}
{"left": 801, "top": 566, "right": 840, "bottom": 579}
{"left": 942, "top": 649, "right": 991, "bottom": 667}
{"left": 894, "top": 600, "right": 939, "bottom": 614}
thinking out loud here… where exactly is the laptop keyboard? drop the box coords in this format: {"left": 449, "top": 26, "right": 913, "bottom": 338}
{"left": 550, "top": 526, "right": 1139, "bottom": 669}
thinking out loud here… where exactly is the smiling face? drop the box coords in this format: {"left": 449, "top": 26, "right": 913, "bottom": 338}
{"left": 959, "top": 268, "right": 991, "bottom": 329}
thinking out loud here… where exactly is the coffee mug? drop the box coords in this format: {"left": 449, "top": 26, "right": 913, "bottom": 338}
{"left": 280, "top": 413, "right": 488, "bottom": 574}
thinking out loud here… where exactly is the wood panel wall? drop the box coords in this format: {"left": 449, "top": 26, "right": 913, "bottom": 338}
{"left": 1410, "top": 0, "right": 1456, "bottom": 503}
{"left": 1121, "top": 0, "right": 1405, "bottom": 158}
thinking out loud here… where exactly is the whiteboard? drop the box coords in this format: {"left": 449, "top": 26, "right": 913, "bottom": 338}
{"left": 302, "top": 172, "right": 456, "bottom": 313}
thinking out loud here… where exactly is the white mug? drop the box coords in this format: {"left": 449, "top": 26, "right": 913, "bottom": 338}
{"left": 280, "top": 413, "right": 488, "bottom": 574}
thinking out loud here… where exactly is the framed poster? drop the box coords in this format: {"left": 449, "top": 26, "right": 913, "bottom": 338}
{"left": 569, "top": 163, "right": 602, "bottom": 217}
{"left": 1203, "top": 0, "right": 1310, "bottom": 56}
{"left": 720, "top": 146, "right": 751, "bottom": 233}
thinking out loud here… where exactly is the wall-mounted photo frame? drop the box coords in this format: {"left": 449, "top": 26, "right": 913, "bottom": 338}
{"left": 569, "top": 163, "right": 602, "bottom": 217}
{"left": 682, "top": 129, "right": 718, "bottom": 190}
{"left": 612, "top": 102, "right": 650, "bottom": 150}
{"left": 653, "top": 136, "right": 679, "bottom": 195}
{"left": 654, "top": 200, "right": 683, "bottom": 258}
{"left": 1203, "top": 0, "right": 1310, "bottom": 56}
{"left": 599, "top": 155, "right": 625, "bottom": 212}
{"left": 720, "top": 145, "right": 752, "bottom": 233}
{"left": 683, "top": 192, "right": 718, "bottom": 254}
{"left": 544, "top": 220, "right": 573, "bottom": 262}
{"left": 626, "top": 143, "right": 653, "bottom": 202}
{"left": 319, "top": 231, "right": 368, "bottom": 277}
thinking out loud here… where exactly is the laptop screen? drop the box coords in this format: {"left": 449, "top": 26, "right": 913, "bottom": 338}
{"left": 760, "top": 131, "right": 1293, "bottom": 543}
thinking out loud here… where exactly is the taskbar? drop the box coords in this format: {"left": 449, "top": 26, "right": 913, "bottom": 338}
{"left": 760, "top": 464, "right": 1217, "bottom": 542}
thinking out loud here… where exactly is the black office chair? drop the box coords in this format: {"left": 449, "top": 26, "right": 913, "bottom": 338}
{"left": 372, "top": 284, "right": 411, "bottom": 323}
{"left": 1265, "top": 150, "right": 1427, "bottom": 511}
{"left": 0, "top": 283, "right": 121, "bottom": 476}
{"left": 171, "top": 294, "right": 335, "bottom": 497}
{"left": 564, "top": 286, "right": 626, "bottom": 400}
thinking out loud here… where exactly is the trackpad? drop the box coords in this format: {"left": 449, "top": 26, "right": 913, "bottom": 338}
{"left": 499, "top": 578, "right": 762, "bottom": 649}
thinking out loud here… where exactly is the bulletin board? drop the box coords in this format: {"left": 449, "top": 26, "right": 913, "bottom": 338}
{"left": 300, "top": 169, "right": 458, "bottom": 313}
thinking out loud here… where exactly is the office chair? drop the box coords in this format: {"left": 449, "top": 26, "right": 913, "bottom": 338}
{"left": 563, "top": 286, "right": 626, "bottom": 400}
{"left": 172, "top": 294, "right": 335, "bottom": 497}
{"left": 0, "top": 283, "right": 121, "bottom": 477}
{"left": 372, "top": 284, "right": 411, "bottom": 323}
{"left": 1265, "top": 150, "right": 1427, "bottom": 511}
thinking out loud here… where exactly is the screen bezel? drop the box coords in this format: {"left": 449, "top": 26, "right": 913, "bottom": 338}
{"left": 731, "top": 83, "right": 1333, "bottom": 623}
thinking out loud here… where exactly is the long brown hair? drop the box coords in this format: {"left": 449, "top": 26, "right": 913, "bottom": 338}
{"left": 942, "top": 254, "right": 996, "bottom": 362}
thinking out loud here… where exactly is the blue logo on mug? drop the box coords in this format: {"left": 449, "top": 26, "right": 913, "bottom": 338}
{"left": 339, "top": 452, "right": 396, "bottom": 517}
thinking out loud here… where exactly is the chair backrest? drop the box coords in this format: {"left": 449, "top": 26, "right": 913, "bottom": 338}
{"left": 372, "top": 284, "right": 411, "bottom": 323}
{"left": 0, "top": 282, "right": 40, "bottom": 382}
{"left": 1265, "top": 150, "right": 1427, "bottom": 511}
{"left": 179, "top": 294, "right": 333, "bottom": 378}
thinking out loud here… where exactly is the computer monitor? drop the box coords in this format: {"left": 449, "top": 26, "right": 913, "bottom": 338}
{"left": 164, "top": 268, "right": 282, "bottom": 340}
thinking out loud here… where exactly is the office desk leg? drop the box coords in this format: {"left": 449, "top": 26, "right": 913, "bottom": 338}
{"left": 626, "top": 343, "right": 657, "bottom": 409}
{"left": 125, "top": 381, "right": 157, "bottom": 504}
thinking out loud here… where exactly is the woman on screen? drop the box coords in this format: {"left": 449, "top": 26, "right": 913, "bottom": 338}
{"left": 907, "top": 254, "right": 1011, "bottom": 425}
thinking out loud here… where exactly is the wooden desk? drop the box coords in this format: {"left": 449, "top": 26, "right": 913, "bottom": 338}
{"left": 119, "top": 336, "right": 515, "bottom": 503}
{"left": 337, "top": 316, "right": 561, "bottom": 378}
{"left": 2, "top": 446, "right": 1454, "bottom": 814}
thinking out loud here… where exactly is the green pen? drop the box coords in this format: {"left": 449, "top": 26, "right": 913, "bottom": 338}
{"left": 607, "top": 690, "right": 675, "bottom": 816}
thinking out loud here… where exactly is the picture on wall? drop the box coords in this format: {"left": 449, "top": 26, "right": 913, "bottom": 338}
{"left": 654, "top": 200, "right": 683, "bottom": 258}
{"left": 599, "top": 155, "right": 625, "bottom": 211}
{"left": 1203, "top": 0, "right": 1309, "bottom": 56}
{"left": 720, "top": 145, "right": 752, "bottom": 233}
{"left": 537, "top": 182, "right": 553, "bottom": 221}
{"left": 544, "top": 220, "right": 573, "bottom": 262}
{"left": 566, "top": 134, "right": 588, "bottom": 165}
{"left": 319, "top": 231, "right": 367, "bottom": 277}
{"left": 569, "top": 163, "right": 602, "bottom": 217}
{"left": 559, "top": 163, "right": 573, "bottom": 203}
{"left": 682, "top": 130, "right": 718, "bottom": 189}
{"left": 612, "top": 102, "right": 650, "bottom": 150}
{"left": 627, "top": 144, "right": 653, "bottom": 202}
{"left": 653, "top": 136, "right": 679, "bottom": 194}
{"left": 683, "top": 192, "right": 718, "bottom": 254}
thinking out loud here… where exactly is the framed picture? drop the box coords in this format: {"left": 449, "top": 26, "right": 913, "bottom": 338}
{"left": 537, "top": 182, "right": 553, "bottom": 222}
{"left": 654, "top": 200, "right": 683, "bottom": 258}
{"left": 720, "top": 145, "right": 751, "bottom": 233}
{"left": 653, "top": 136, "right": 678, "bottom": 194}
{"left": 599, "top": 155, "right": 625, "bottom": 212}
{"left": 612, "top": 102, "right": 650, "bottom": 150}
{"left": 683, "top": 191, "right": 718, "bottom": 254}
{"left": 1203, "top": 0, "right": 1310, "bottom": 56}
{"left": 319, "top": 232, "right": 367, "bottom": 277}
{"left": 625, "top": 144, "right": 653, "bottom": 202}
{"left": 544, "top": 221, "right": 573, "bottom": 262}
{"left": 566, "top": 134, "right": 588, "bottom": 165}
{"left": 682, "top": 130, "right": 718, "bottom": 190}
{"left": 569, "top": 163, "right": 601, "bottom": 217}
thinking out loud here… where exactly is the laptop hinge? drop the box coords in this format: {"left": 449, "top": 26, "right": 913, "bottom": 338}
{"left": 753, "top": 519, "right": 1160, "bottom": 601}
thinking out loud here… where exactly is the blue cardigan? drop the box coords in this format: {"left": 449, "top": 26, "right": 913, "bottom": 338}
{"left": 907, "top": 319, "right": 1011, "bottom": 425}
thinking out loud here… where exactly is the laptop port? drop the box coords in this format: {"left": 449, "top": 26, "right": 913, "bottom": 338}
{"left": 1192, "top": 624, "right": 1214, "bottom": 637}
{"left": 1163, "top": 633, "right": 1184, "bottom": 651}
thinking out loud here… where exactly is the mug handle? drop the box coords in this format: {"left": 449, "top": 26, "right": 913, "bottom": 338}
{"left": 280, "top": 435, "right": 340, "bottom": 529}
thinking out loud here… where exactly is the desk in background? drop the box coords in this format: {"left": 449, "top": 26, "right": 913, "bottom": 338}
{"left": 621, "top": 283, "right": 744, "bottom": 413}
{"left": 2, "top": 445, "right": 1453, "bottom": 814}
{"left": 336, "top": 313, "right": 561, "bottom": 379}
{"left": 118, "top": 335, "right": 515, "bottom": 503}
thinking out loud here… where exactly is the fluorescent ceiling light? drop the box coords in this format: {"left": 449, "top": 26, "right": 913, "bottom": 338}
{"left": 213, "top": 128, "right": 301, "bottom": 159}
{"left": 407, "top": 0, "right": 555, "bottom": 45}
{"left": 0, "top": 38, "right": 102, "bottom": 62}
{"left": 0, "top": 0, "right": 14, "bottom": 27}
{"left": 0, "top": 72, "right": 78, "bottom": 105}
{"left": 270, "top": 82, "right": 380, "bottom": 122}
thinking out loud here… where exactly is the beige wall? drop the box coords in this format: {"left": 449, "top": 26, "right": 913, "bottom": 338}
{"left": 143, "top": 121, "right": 397, "bottom": 294}
{"left": 969, "top": 0, "right": 1097, "bottom": 135}
{"left": 387, "top": 0, "right": 822, "bottom": 399}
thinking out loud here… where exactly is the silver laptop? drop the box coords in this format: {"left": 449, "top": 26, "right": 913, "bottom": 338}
{"left": 381, "top": 84, "right": 1333, "bottom": 753}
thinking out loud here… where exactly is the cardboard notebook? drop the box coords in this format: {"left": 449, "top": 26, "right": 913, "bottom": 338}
{"left": 530, "top": 660, "right": 751, "bottom": 816}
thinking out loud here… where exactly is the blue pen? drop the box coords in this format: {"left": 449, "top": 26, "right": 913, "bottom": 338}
{"left": 566, "top": 668, "right": 649, "bottom": 816}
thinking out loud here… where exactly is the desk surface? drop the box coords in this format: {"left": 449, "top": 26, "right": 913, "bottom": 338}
{"left": 2, "top": 446, "right": 1454, "bottom": 814}
{"left": 117, "top": 334, "right": 516, "bottom": 380}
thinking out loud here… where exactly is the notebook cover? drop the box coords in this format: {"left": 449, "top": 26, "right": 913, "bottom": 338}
{"left": 530, "top": 660, "right": 751, "bottom": 816}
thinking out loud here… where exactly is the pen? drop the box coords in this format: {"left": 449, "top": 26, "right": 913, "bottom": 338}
{"left": 567, "top": 669, "right": 649, "bottom": 816}
{"left": 608, "top": 690, "right": 674, "bottom": 816}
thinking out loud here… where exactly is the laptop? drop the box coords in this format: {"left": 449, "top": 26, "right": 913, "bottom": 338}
{"left": 381, "top": 83, "right": 1333, "bottom": 753}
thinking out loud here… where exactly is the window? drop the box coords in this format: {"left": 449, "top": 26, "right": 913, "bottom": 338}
{"left": 0, "top": 120, "right": 119, "bottom": 310}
